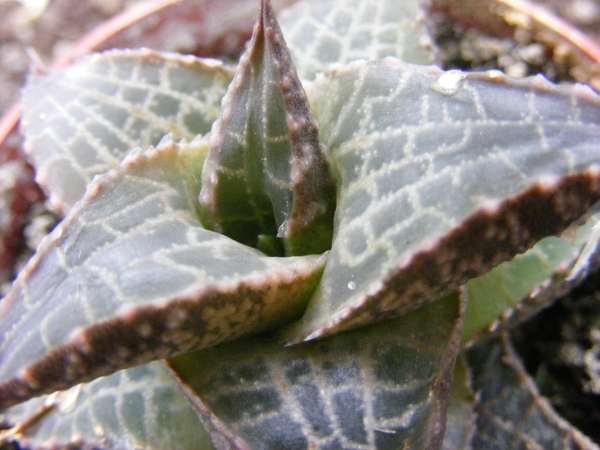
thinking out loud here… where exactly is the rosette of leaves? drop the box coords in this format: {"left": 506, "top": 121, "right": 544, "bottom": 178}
{"left": 2, "top": 0, "right": 600, "bottom": 448}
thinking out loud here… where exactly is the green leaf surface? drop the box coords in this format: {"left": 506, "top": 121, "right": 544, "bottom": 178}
{"left": 0, "top": 137, "right": 325, "bottom": 411}
{"left": 22, "top": 49, "right": 233, "bottom": 215}
{"left": 168, "top": 293, "right": 463, "bottom": 450}
{"left": 199, "top": 0, "right": 336, "bottom": 256}
{"left": 463, "top": 212, "right": 600, "bottom": 342}
{"left": 287, "top": 58, "right": 600, "bottom": 342}
{"left": 0, "top": 362, "right": 212, "bottom": 450}
{"left": 463, "top": 334, "right": 599, "bottom": 449}
{"left": 279, "top": 0, "right": 432, "bottom": 80}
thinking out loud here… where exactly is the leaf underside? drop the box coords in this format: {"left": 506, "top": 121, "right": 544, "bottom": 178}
{"left": 169, "top": 293, "right": 463, "bottom": 450}
{"left": 22, "top": 49, "right": 233, "bottom": 215}
{"left": 199, "top": 0, "right": 336, "bottom": 256}
{"left": 287, "top": 58, "right": 600, "bottom": 342}
{"left": 0, "top": 138, "right": 325, "bottom": 411}
{"left": 0, "top": 362, "right": 212, "bottom": 450}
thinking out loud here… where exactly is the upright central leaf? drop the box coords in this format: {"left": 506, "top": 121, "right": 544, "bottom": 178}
{"left": 199, "top": 0, "right": 336, "bottom": 256}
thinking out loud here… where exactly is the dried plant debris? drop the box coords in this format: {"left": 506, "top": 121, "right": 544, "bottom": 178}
{"left": 460, "top": 333, "right": 599, "bottom": 449}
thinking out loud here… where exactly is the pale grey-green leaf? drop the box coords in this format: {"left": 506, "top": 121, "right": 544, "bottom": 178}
{"left": 169, "top": 293, "right": 463, "bottom": 450}
{"left": 279, "top": 0, "right": 432, "bottom": 80}
{"left": 288, "top": 58, "right": 600, "bottom": 342}
{"left": 0, "top": 138, "right": 325, "bottom": 410}
{"left": 22, "top": 49, "right": 233, "bottom": 215}
{"left": 0, "top": 362, "right": 213, "bottom": 450}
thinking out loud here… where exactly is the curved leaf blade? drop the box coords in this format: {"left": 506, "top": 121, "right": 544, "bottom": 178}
{"left": 0, "top": 362, "right": 212, "bottom": 450}
{"left": 22, "top": 49, "right": 233, "bottom": 215}
{"left": 279, "top": 0, "right": 432, "bottom": 80}
{"left": 289, "top": 59, "right": 600, "bottom": 342}
{"left": 199, "top": 0, "right": 336, "bottom": 256}
{"left": 0, "top": 138, "right": 325, "bottom": 411}
{"left": 169, "top": 293, "right": 464, "bottom": 450}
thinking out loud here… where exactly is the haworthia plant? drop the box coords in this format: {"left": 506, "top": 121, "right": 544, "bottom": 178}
{"left": 288, "top": 60, "right": 600, "bottom": 341}
{"left": 278, "top": 0, "right": 432, "bottom": 80}
{"left": 454, "top": 334, "right": 599, "bottom": 449}
{"left": 2, "top": 0, "right": 600, "bottom": 448}
{"left": 463, "top": 212, "right": 600, "bottom": 342}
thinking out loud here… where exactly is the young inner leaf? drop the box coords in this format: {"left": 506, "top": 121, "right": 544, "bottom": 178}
{"left": 199, "top": 0, "right": 336, "bottom": 256}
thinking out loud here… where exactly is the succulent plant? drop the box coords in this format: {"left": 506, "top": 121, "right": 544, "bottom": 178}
{"left": 2, "top": 0, "right": 600, "bottom": 448}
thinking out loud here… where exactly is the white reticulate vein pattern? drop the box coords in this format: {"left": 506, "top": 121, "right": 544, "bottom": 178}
{"left": 279, "top": 0, "right": 431, "bottom": 80}
{"left": 22, "top": 49, "right": 232, "bottom": 214}
{"left": 293, "top": 58, "right": 600, "bottom": 340}
{"left": 0, "top": 362, "right": 211, "bottom": 450}
{"left": 172, "top": 294, "right": 462, "bottom": 450}
{"left": 0, "top": 138, "right": 324, "bottom": 410}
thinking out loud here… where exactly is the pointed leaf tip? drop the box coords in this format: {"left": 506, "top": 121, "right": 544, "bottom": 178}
{"left": 199, "top": 0, "right": 336, "bottom": 256}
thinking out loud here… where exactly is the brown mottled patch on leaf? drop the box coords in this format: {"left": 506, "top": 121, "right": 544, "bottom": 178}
{"left": 0, "top": 261, "right": 323, "bottom": 411}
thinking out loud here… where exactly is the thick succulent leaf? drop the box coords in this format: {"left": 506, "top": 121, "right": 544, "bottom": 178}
{"left": 199, "top": 0, "right": 336, "bottom": 256}
{"left": 0, "top": 362, "right": 212, "bottom": 450}
{"left": 169, "top": 292, "right": 464, "bottom": 450}
{"left": 463, "top": 212, "right": 600, "bottom": 342}
{"left": 287, "top": 58, "right": 600, "bottom": 342}
{"left": 279, "top": 0, "right": 432, "bottom": 81}
{"left": 464, "top": 334, "right": 599, "bottom": 449}
{"left": 0, "top": 137, "right": 325, "bottom": 411}
{"left": 21, "top": 49, "right": 233, "bottom": 215}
